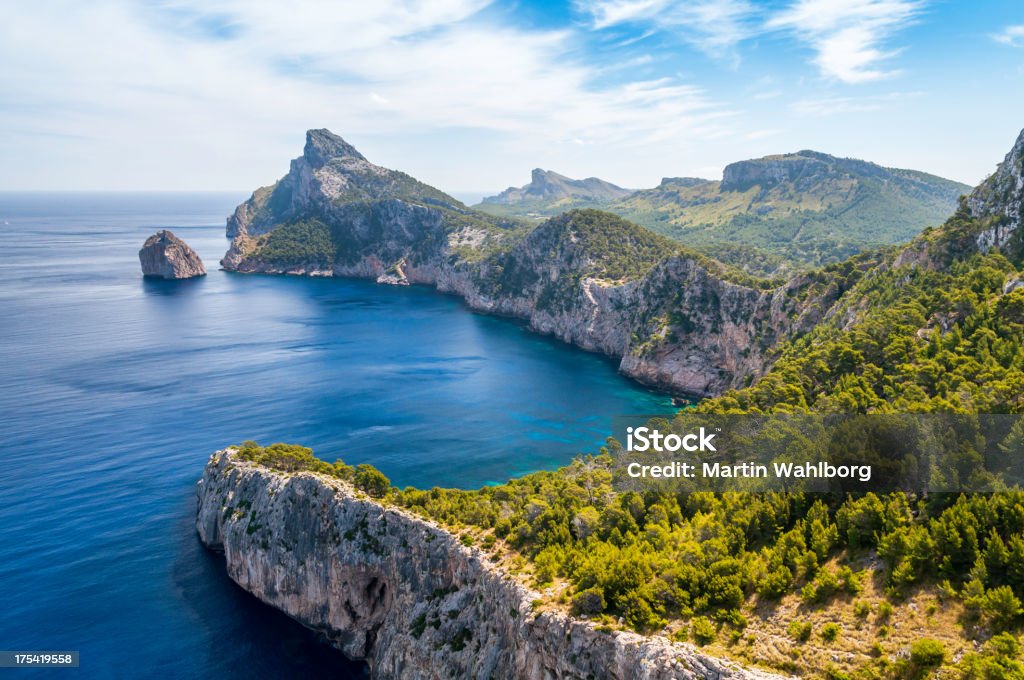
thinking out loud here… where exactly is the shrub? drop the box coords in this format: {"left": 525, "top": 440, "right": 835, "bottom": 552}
{"left": 571, "top": 587, "right": 606, "bottom": 616}
{"left": 690, "top": 616, "right": 716, "bottom": 646}
{"left": 354, "top": 463, "right": 391, "bottom": 498}
{"left": 821, "top": 622, "right": 840, "bottom": 642}
{"left": 909, "top": 639, "right": 946, "bottom": 668}
{"left": 787, "top": 620, "right": 813, "bottom": 643}
{"left": 758, "top": 566, "right": 793, "bottom": 599}
{"left": 958, "top": 632, "right": 1024, "bottom": 679}
{"left": 981, "top": 585, "right": 1024, "bottom": 630}
{"left": 837, "top": 566, "right": 864, "bottom": 595}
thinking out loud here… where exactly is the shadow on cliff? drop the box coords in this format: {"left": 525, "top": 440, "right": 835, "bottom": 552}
{"left": 171, "top": 495, "right": 368, "bottom": 679}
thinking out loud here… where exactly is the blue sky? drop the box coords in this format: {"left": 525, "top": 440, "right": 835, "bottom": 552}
{"left": 1, "top": 1, "right": 1022, "bottom": 196}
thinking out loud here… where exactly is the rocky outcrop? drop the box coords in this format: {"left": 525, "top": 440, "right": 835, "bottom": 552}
{"left": 226, "top": 129, "right": 467, "bottom": 241}
{"left": 482, "top": 169, "right": 633, "bottom": 206}
{"left": 967, "top": 127, "right": 1024, "bottom": 258}
{"left": 891, "top": 128, "right": 1024, "bottom": 271}
{"left": 139, "top": 230, "right": 206, "bottom": 279}
{"left": 196, "top": 448, "right": 789, "bottom": 680}
{"left": 720, "top": 150, "right": 942, "bottom": 193}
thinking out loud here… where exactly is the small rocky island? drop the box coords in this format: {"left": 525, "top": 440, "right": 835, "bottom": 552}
{"left": 139, "top": 230, "right": 206, "bottom": 279}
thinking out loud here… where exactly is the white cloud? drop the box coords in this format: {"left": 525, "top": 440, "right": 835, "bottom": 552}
{"left": 0, "top": 0, "right": 730, "bottom": 189}
{"left": 791, "top": 90, "right": 923, "bottom": 116}
{"left": 993, "top": 25, "right": 1024, "bottom": 47}
{"left": 767, "top": 0, "right": 924, "bottom": 83}
{"left": 743, "top": 128, "right": 780, "bottom": 140}
{"left": 575, "top": 0, "right": 756, "bottom": 58}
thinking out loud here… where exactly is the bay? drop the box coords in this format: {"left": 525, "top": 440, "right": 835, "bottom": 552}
{"left": 0, "top": 192, "right": 672, "bottom": 677}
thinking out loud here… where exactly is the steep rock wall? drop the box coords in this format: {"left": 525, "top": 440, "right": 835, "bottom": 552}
{"left": 196, "top": 449, "right": 789, "bottom": 680}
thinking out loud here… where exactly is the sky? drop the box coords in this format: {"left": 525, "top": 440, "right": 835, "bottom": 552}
{"left": 1, "top": 0, "right": 1023, "bottom": 197}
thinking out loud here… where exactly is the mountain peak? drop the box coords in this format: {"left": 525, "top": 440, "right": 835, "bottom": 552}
{"left": 482, "top": 169, "right": 632, "bottom": 206}
{"left": 720, "top": 150, "right": 891, "bottom": 191}
{"left": 303, "top": 128, "right": 366, "bottom": 167}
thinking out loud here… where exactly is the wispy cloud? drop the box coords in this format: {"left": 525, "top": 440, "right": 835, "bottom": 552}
{"left": 0, "top": 0, "right": 730, "bottom": 189}
{"left": 577, "top": 0, "right": 924, "bottom": 82}
{"left": 993, "top": 24, "right": 1024, "bottom": 47}
{"left": 767, "top": 0, "right": 924, "bottom": 83}
{"left": 575, "top": 0, "right": 756, "bottom": 59}
{"left": 791, "top": 90, "right": 924, "bottom": 116}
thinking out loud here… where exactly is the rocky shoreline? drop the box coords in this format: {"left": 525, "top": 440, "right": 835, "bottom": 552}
{"left": 196, "top": 448, "right": 790, "bottom": 680}
{"left": 217, "top": 131, "right": 855, "bottom": 397}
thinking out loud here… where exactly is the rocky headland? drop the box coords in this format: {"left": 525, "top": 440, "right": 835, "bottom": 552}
{"left": 196, "top": 448, "right": 789, "bottom": 680}
{"left": 139, "top": 230, "right": 206, "bottom": 279}
{"left": 220, "top": 129, "right": 866, "bottom": 397}
{"left": 200, "top": 129, "right": 1024, "bottom": 679}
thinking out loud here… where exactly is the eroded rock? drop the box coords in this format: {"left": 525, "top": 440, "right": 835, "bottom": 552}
{"left": 196, "top": 449, "right": 791, "bottom": 680}
{"left": 139, "top": 230, "right": 206, "bottom": 279}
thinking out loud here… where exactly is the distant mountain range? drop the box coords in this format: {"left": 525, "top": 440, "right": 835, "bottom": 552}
{"left": 476, "top": 152, "right": 970, "bottom": 273}
{"left": 480, "top": 169, "right": 633, "bottom": 213}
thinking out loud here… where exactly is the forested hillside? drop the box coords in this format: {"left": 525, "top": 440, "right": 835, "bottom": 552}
{"left": 228, "top": 128, "right": 1024, "bottom": 679}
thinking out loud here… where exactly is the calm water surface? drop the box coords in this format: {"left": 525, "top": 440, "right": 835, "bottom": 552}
{"left": 0, "top": 192, "right": 672, "bottom": 678}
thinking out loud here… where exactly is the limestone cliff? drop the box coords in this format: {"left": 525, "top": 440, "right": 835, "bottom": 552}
{"left": 196, "top": 448, "right": 788, "bottom": 680}
{"left": 967, "top": 127, "right": 1024, "bottom": 259}
{"left": 891, "top": 128, "right": 1024, "bottom": 271}
{"left": 221, "top": 130, "right": 858, "bottom": 396}
{"left": 139, "top": 230, "right": 206, "bottom": 279}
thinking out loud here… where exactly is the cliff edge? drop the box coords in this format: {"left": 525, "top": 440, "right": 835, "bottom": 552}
{"left": 196, "top": 448, "right": 788, "bottom": 680}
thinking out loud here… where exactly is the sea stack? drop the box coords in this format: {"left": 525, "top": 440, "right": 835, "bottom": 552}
{"left": 139, "top": 230, "right": 206, "bottom": 279}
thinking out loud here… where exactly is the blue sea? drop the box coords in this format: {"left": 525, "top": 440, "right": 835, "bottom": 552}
{"left": 0, "top": 193, "right": 673, "bottom": 678}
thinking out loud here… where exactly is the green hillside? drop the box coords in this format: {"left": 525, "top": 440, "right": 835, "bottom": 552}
{"left": 480, "top": 151, "right": 970, "bottom": 276}
{"left": 616, "top": 154, "right": 968, "bottom": 271}
{"left": 233, "top": 129, "right": 1024, "bottom": 679}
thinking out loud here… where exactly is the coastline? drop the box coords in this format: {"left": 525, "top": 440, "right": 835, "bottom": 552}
{"left": 220, "top": 266, "right": 691, "bottom": 401}
{"left": 197, "top": 448, "right": 789, "bottom": 680}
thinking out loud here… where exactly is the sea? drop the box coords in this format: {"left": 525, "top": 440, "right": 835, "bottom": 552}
{"left": 0, "top": 192, "right": 673, "bottom": 678}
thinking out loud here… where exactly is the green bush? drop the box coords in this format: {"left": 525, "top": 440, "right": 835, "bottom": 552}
{"left": 981, "top": 586, "right": 1024, "bottom": 630}
{"left": 571, "top": 587, "right": 606, "bottom": 616}
{"left": 909, "top": 639, "right": 946, "bottom": 668}
{"left": 353, "top": 463, "right": 391, "bottom": 498}
{"left": 690, "top": 616, "right": 716, "bottom": 646}
{"left": 958, "top": 632, "right": 1023, "bottom": 679}
{"left": 787, "top": 620, "right": 813, "bottom": 643}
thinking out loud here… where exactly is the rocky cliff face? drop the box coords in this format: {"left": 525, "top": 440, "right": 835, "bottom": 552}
{"left": 967, "top": 128, "right": 1024, "bottom": 258}
{"left": 221, "top": 130, "right": 857, "bottom": 397}
{"left": 196, "top": 449, "right": 788, "bottom": 680}
{"left": 139, "top": 230, "right": 206, "bottom": 279}
{"left": 225, "top": 129, "right": 467, "bottom": 240}
{"left": 891, "top": 128, "right": 1024, "bottom": 271}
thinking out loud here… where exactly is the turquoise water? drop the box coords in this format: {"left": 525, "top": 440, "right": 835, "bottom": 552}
{"left": 0, "top": 193, "right": 672, "bottom": 677}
